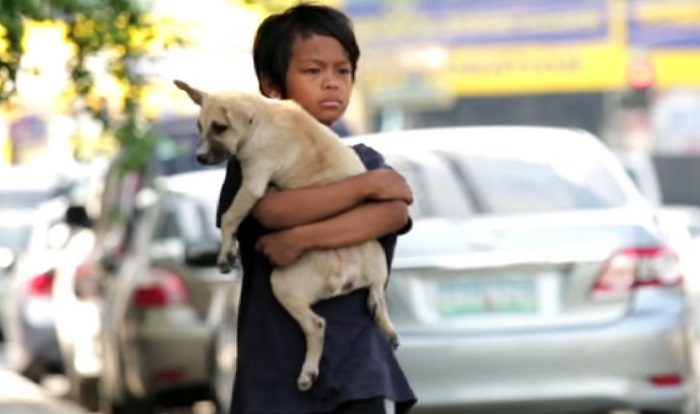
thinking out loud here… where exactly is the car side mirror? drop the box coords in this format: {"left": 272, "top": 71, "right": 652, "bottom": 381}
{"left": 65, "top": 205, "right": 93, "bottom": 228}
{"left": 184, "top": 239, "right": 221, "bottom": 267}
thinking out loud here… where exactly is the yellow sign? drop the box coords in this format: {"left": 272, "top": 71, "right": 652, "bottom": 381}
{"left": 349, "top": 0, "right": 700, "bottom": 96}
{"left": 443, "top": 44, "right": 628, "bottom": 95}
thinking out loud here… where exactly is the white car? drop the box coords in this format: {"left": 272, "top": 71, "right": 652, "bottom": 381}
{"left": 2, "top": 199, "right": 73, "bottom": 381}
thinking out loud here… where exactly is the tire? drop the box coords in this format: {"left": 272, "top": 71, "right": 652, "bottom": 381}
{"left": 71, "top": 374, "right": 99, "bottom": 412}
{"left": 63, "top": 347, "right": 99, "bottom": 411}
{"left": 98, "top": 382, "right": 154, "bottom": 414}
{"left": 110, "top": 398, "right": 154, "bottom": 414}
{"left": 19, "top": 359, "right": 44, "bottom": 383}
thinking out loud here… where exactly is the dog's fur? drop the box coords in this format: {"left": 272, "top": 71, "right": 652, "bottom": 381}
{"left": 174, "top": 80, "right": 398, "bottom": 391}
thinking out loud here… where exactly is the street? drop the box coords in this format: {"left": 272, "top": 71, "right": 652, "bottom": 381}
{"left": 0, "top": 345, "right": 217, "bottom": 414}
{"left": 0, "top": 345, "right": 87, "bottom": 413}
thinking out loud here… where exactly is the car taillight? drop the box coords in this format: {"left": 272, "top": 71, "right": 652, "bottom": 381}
{"left": 592, "top": 246, "right": 682, "bottom": 300}
{"left": 133, "top": 268, "right": 190, "bottom": 309}
{"left": 26, "top": 270, "right": 55, "bottom": 297}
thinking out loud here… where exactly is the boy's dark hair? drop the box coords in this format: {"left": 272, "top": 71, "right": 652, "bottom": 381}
{"left": 252, "top": 3, "right": 360, "bottom": 98}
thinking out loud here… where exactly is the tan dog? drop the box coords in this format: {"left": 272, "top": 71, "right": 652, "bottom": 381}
{"left": 174, "top": 80, "right": 398, "bottom": 391}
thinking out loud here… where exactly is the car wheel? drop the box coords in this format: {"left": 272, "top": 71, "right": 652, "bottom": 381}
{"left": 212, "top": 300, "right": 237, "bottom": 414}
{"left": 71, "top": 374, "right": 99, "bottom": 412}
{"left": 98, "top": 382, "right": 154, "bottom": 414}
{"left": 19, "top": 358, "right": 44, "bottom": 383}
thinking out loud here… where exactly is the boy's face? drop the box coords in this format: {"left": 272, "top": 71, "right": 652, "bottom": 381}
{"left": 282, "top": 34, "right": 354, "bottom": 126}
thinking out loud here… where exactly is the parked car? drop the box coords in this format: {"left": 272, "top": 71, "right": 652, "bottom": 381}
{"left": 0, "top": 212, "right": 34, "bottom": 340}
{"left": 170, "top": 125, "right": 696, "bottom": 414}
{"left": 50, "top": 116, "right": 219, "bottom": 411}
{"left": 96, "top": 168, "right": 239, "bottom": 414}
{"left": 51, "top": 159, "right": 108, "bottom": 411}
{"left": 209, "top": 126, "right": 696, "bottom": 414}
{"left": 0, "top": 164, "right": 99, "bottom": 374}
{"left": 1, "top": 198, "right": 73, "bottom": 381}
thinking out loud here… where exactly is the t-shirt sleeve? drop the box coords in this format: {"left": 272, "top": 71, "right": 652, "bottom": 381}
{"left": 216, "top": 159, "right": 242, "bottom": 229}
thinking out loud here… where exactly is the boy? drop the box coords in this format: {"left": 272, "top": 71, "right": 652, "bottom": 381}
{"left": 217, "top": 4, "right": 417, "bottom": 413}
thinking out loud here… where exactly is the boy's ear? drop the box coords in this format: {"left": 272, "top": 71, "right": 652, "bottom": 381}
{"left": 260, "top": 77, "right": 282, "bottom": 99}
{"left": 174, "top": 79, "right": 205, "bottom": 105}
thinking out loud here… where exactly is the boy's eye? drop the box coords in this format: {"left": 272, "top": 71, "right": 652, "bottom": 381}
{"left": 303, "top": 68, "right": 321, "bottom": 74}
{"left": 211, "top": 121, "right": 228, "bottom": 135}
{"left": 338, "top": 67, "right": 352, "bottom": 75}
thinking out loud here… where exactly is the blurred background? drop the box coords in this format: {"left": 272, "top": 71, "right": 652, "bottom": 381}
{"left": 2, "top": 1, "right": 700, "bottom": 414}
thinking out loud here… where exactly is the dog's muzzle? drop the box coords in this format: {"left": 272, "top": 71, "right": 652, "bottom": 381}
{"left": 195, "top": 140, "right": 229, "bottom": 165}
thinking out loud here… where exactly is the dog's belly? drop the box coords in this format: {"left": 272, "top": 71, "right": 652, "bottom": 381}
{"left": 271, "top": 240, "right": 387, "bottom": 303}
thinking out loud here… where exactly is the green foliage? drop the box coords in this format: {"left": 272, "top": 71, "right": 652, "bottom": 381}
{"left": 0, "top": 0, "right": 185, "bottom": 172}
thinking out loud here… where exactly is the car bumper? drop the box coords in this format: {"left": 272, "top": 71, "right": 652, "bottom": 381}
{"left": 130, "top": 308, "right": 212, "bottom": 396}
{"left": 397, "top": 300, "right": 693, "bottom": 413}
{"left": 21, "top": 316, "right": 61, "bottom": 368}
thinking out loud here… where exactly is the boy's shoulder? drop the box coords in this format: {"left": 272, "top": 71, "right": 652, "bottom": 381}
{"left": 350, "top": 143, "right": 386, "bottom": 170}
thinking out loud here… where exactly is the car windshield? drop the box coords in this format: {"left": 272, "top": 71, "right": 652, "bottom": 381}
{"left": 0, "top": 224, "right": 31, "bottom": 253}
{"left": 445, "top": 153, "right": 628, "bottom": 214}
{"left": 149, "top": 122, "right": 222, "bottom": 177}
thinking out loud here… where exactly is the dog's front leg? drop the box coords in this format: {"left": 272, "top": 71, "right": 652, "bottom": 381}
{"left": 219, "top": 175, "right": 269, "bottom": 273}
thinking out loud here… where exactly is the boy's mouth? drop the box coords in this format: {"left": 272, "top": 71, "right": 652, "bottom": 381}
{"left": 319, "top": 99, "right": 343, "bottom": 109}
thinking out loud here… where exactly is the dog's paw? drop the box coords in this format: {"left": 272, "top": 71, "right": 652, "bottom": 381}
{"left": 217, "top": 254, "right": 233, "bottom": 274}
{"left": 217, "top": 259, "right": 232, "bottom": 274}
{"left": 389, "top": 334, "right": 400, "bottom": 350}
{"left": 226, "top": 250, "right": 237, "bottom": 267}
{"left": 297, "top": 369, "right": 318, "bottom": 392}
{"left": 216, "top": 248, "right": 239, "bottom": 274}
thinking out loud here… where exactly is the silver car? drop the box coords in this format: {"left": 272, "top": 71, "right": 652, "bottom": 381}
{"left": 1, "top": 200, "right": 73, "bottom": 382}
{"left": 344, "top": 126, "right": 696, "bottom": 414}
{"left": 97, "top": 168, "right": 239, "bottom": 414}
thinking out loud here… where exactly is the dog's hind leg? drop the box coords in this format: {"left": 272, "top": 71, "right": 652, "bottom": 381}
{"left": 368, "top": 283, "right": 399, "bottom": 349}
{"left": 361, "top": 242, "right": 399, "bottom": 349}
{"left": 271, "top": 272, "right": 325, "bottom": 391}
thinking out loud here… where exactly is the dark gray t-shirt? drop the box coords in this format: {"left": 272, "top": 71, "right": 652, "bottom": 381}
{"left": 216, "top": 144, "right": 416, "bottom": 413}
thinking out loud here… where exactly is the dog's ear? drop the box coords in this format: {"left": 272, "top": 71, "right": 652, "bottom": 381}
{"left": 174, "top": 79, "right": 205, "bottom": 105}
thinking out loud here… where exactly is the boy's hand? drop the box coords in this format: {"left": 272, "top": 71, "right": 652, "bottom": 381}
{"left": 366, "top": 169, "right": 413, "bottom": 204}
{"left": 255, "top": 228, "right": 305, "bottom": 267}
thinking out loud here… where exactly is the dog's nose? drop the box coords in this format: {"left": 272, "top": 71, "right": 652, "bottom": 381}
{"left": 196, "top": 154, "right": 208, "bottom": 165}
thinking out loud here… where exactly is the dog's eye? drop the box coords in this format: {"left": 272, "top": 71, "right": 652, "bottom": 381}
{"left": 211, "top": 122, "right": 228, "bottom": 135}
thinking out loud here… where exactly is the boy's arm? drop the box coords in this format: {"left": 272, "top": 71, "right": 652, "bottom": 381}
{"left": 255, "top": 200, "right": 409, "bottom": 267}
{"left": 252, "top": 168, "right": 412, "bottom": 229}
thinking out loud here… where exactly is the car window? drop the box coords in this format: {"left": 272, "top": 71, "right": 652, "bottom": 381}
{"left": 389, "top": 158, "right": 432, "bottom": 219}
{"left": 153, "top": 204, "right": 181, "bottom": 240}
{"left": 151, "top": 132, "right": 203, "bottom": 177}
{"left": 388, "top": 153, "right": 474, "bottom": 219}
{"left": 156, "top": 194, "right": 217, "bottom": 242}
{"left": 445, "top": 153, "right": 628, "bottom": 214}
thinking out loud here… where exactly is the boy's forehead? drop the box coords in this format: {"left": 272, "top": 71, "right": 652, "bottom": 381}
{"left": 291, "top": 34, "right": 350, "bottom": 63}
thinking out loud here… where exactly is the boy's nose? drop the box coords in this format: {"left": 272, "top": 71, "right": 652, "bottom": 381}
{"left": 322, "top": 73, "right": 339, "bottom": 89}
